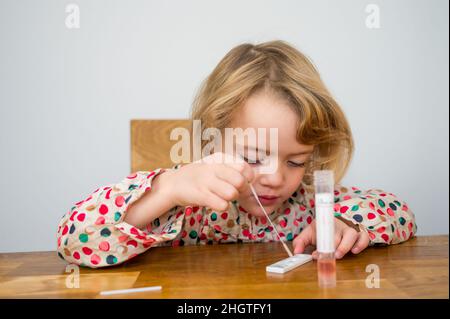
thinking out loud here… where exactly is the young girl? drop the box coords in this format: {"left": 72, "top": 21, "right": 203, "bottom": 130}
{"left": 56, "top": 40, "right": 417, "bottom": 268}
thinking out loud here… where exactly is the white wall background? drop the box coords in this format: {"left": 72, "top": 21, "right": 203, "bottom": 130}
{"left": 0, "top": 0, "right": 448, "bottom": 252}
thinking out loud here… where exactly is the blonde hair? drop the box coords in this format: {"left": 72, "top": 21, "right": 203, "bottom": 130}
{"left": 190, "top": 40, "right": 354, "bottom": 191}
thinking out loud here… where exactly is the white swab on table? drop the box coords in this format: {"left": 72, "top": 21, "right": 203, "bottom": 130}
{"left": 248, "top": 182, "right": 313, "bottom": 273}
{"left": 248, "top": 183, "right": 293, "bottom": 257}
{"left": 100, "top": 285, "right": 162, "bottom": 296}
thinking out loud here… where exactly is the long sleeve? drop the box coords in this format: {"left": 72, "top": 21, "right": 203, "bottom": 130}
{"left": 56, "top": 169, "right": 187, "bottom": 268}
{"left": 329, "top": 184, "right": 417, "bottom": 245}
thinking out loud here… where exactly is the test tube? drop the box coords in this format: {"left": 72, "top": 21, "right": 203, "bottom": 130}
{"left": 314, "top": 170, "right": 336, "bottom": 288}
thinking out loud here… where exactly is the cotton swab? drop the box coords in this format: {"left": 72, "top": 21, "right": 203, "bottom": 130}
{"left": 248, "top": 183, "right": 294, "bottom": 257}
{"left": 100, "top": 285, "right": 162, "bottom": 296}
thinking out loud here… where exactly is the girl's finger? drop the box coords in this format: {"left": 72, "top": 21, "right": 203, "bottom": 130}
{"left": 351, "top": 232, "right": 370, "bottom": 254}
{"left": 202, "top": 190, "right": 231, "bottom": 212}
{"left": 214, "top": 165, "right": 248, "bottom": 192}
{"left": 293, "top": 227, "right": 314, "bottom": 254}
{"left": 208, "top": 179, "right": 239, "bottom": 203}
{"left": 293, "top": 235, "right": 307, "bottom": 254}
{"left": 334, "top": 232, "right": 343, "bottom": 251}
{"left": 203, "top": 152, "right": 255, "bottom": 183}
{"left": 335, "top": 228, "right": 359, "bottom": 259}
{"left": 224, "top": 161, "right": 255, "bottom": 184}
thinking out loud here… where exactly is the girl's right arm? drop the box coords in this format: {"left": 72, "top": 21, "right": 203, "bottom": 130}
{"left": 56, "top": 153, "right": 255, "bottom": 268}
{"left": 56, "top": 168, "right": 188, "bottom": 268}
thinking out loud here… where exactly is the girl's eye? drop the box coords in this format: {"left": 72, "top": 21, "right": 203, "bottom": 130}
{"left": 240, "top": 155, "right": 306, "bottom": 168}
{"left": 240, "top": 155, "right": 262, "bottom": 165}
{"left": 288, "top": 161, "right": 306, "bottom": 168}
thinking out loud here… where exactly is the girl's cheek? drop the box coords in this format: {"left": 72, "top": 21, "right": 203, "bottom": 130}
{"left": 286, "top": 174, "right": 305, "bottom": 193}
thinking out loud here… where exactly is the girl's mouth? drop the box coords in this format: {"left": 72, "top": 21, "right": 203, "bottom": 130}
{"left": 257, "top": 195, "right": 280, "bottom": 205}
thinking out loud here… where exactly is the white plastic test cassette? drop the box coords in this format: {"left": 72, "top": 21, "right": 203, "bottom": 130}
{"left": 266, "top": 254, "right": 313, "bottom": 274}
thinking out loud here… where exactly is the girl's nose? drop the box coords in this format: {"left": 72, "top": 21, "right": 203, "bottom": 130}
{"left": 258, "top": 168, "right": 284, "bottom": 188}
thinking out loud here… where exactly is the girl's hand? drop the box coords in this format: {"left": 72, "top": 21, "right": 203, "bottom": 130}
{"left": 164, "top": 152, "right": 255, "bottom": 212}
{"left": 293, "top": 218, "right": 370, "bottom": 259}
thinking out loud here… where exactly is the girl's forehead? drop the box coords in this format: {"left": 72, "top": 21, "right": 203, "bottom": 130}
{"left": 226, "top": 93, "right": 312, "bottom": 154}
{"left": 236, "top": 90, "right": 296, "bottom": 121}
{"left": 230, "top": 91, "right": 299, "bottom": 140}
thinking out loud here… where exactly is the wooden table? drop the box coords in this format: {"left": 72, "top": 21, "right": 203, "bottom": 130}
{"left": 0, "top": 235, "right": 448, "bottom": 299}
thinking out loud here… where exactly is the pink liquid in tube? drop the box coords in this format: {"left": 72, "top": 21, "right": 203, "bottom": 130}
{"left": 317, "top": 253, "right": 336, "bottom": 288}
{"left": 314, "top": 170, "right": 337, "bottom": 288}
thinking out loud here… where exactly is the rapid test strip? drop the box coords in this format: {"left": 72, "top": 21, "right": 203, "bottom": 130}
{"left": 266, "top": 254, "right": 313, "bottom": 274}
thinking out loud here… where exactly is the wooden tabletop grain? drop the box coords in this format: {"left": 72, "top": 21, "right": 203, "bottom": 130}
{"left": 0, "top": 235, "right": 448, "bottom": 299}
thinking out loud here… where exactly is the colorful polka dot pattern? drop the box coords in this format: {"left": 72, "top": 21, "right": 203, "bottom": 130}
{"left": 56, "top": 170, "right": 417, "bottom": 268}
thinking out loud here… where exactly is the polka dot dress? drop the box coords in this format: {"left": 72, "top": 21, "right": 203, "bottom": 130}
{"left": 56, "top": 168, "right": 417, "bottom": 268}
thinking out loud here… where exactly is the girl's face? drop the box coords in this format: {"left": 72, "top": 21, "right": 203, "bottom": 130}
{"left": 228, "top": 90, "right": 314, "bottom": 217}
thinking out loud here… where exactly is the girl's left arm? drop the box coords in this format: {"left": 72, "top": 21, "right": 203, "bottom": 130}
{"left": 330, "top": 184, "right": 418, "bottom": 245}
